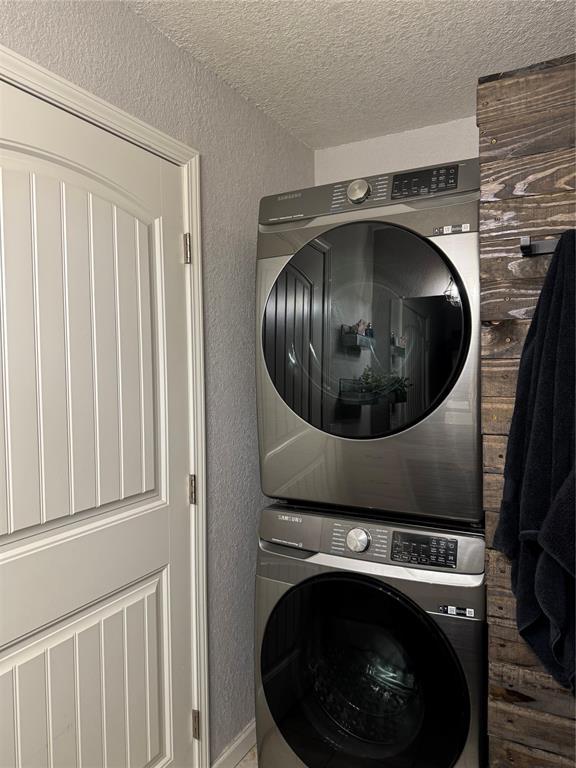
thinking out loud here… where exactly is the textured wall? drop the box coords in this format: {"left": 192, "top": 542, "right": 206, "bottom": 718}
{"left": 315, "top": 117, "right": 479, "bottom": 183}
{"left": 0, "top": 1, "right": 313, "bottom": 760}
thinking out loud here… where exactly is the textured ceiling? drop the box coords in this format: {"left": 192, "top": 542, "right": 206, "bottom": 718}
{"left": 129, "top": 0, "right": 575, "bottom": 148}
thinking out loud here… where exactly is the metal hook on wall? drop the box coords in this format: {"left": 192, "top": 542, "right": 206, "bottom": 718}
{"left": 520, "top": 235, "right": 561, "bottom": 258}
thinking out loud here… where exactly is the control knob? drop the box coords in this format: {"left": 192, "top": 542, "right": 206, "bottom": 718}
{"left": 347, "top": 178, "right": 371, "bottom": 204}
{"left": 346, "top": 527, "right": 371, "bottom": 553}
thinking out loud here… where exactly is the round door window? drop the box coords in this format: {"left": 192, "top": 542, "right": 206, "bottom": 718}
{"left": 262, "top": 222, "right": 470, "bottom": 439}
{"left": 261, "top": 574, "right": 470, "bottom": 768}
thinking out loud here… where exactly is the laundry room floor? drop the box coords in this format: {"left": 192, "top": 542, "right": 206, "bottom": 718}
{"left": 236, "top": 747, "right": 257, "bottom": 767}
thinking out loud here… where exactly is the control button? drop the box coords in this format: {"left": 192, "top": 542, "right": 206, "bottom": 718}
{"left": 346, "top": 527, "right": 371, "bottom": 553}
{"left": 346, "top": 179, "right": 371, "bottom": 204}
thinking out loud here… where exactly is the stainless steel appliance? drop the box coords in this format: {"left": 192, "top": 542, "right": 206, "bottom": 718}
{"left": 256, "top": 159, "right": 481, "bottom": 524}
{"left": 255, "top": 505, "right": 486, "bottom": 768}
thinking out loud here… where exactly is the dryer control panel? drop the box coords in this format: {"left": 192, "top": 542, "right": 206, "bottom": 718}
{"left": 259, "top": 506, "right": 484, "bottom": 575}
{"left": 391, "top": 531, "right": 458, "bottom": 568}
{"left": 391, "top": 164, "right": 459, "bottom": 199}
{"left": 259, "top": 158, "right": 479, "bottom": 224}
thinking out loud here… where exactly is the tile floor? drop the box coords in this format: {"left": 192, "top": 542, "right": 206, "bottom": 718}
{"left": 236, "top": 746, "right": 257, "bottom": 767}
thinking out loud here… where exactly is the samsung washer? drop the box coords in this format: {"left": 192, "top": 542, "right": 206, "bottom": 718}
{"left": 256, "top": 159, "right": 481, "bottom": 525}
{"left": 255, "top": 504, "right": 486, "bottom": 768}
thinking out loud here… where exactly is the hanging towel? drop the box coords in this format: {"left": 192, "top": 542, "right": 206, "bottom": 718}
{"left": 493, "top": 229, "right": 575, "bottom": 692}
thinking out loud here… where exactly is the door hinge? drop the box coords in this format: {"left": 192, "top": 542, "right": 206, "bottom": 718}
{"left": 192, "top": 709, "right": 200, "bottom": 740}
{"left": 183, "top": 232, "right": 192, "bottom": 264}
{"left": 189, "top": 474, "right": 197, "bottom": 505}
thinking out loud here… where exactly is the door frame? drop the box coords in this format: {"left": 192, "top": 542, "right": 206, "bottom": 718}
{"left": 0, "top": 43, "right": 210, "bottom": 768}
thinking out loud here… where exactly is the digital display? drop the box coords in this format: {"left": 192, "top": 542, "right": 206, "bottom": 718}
{"left": 392, "top": 531, "right": 458, "bottom": 568}
{"left": 391, "top": 165, "right": 459, "bottom": 199}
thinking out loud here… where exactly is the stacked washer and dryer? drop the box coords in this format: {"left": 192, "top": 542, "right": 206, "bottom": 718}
{"left": 254, "top": 159, "right": 486, "bottom": 768}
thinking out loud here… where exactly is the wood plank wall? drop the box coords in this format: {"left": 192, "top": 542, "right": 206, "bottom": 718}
{"left": 477, "top": 54, "right": 576, "bottom": 766}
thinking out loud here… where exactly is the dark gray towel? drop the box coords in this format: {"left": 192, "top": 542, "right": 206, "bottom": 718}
{"left": 493, "top": 229, "right": 575, "bottom": 692}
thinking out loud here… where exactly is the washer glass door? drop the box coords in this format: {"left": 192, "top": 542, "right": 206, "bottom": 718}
{"left": 261, "top": 574, "right": 470, "bottom": 767}
{"left": 262, "top": 222, "right": 470, "bottom": 438}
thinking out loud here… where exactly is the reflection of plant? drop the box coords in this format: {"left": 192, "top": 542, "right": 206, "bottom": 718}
{"left": 390, "top": 375, "right": 411, "bottom": 397}
{"left": 358, "top": 366, "right": 411, "bottom": 396}
{"left": 358, "top": 367, "right": 385, "bottom": 392}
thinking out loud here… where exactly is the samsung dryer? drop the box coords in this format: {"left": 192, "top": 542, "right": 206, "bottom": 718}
{"left": 256, "top": 159, "right": 481, "bottom": 525}
{"left": 255, "top": 504, "right": 486, "bottom": 768}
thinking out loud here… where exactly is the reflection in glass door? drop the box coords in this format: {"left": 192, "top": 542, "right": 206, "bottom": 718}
{"left": 263, "top": 241, "right": 326, "bottom": 430}
{"left": 262, "top": 222, "right": 470, "bottom": 439}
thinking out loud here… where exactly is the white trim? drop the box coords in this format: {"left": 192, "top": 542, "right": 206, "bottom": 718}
{"left": 211, "top": 720, "right": 256, "bottom": 768}
{"left": 0, "top": 43, "right": 210, "bottom": 767}
{"left": 0, "top": 44, "right": 192, "bottom": 164}
{"left": 184, "top": 154, "right": 211, "bottom": 768}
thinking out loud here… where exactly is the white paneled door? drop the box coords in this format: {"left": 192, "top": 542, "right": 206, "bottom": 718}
{"left": 0, "top": 80, "right": 196, "bottom": 767}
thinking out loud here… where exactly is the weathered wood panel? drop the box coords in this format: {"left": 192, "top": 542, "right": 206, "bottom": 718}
{"left": 479, "top": 107, "right": 576, "bottom": 163}
{"left": 483, "top": 435, "right": 508, "bottom": 474}
{"left": 481, "top": 277, "right": 545, "bottom": 321}
{"left": 486, "top": 549, "right": 512, "bottom": 591}
{"left": 481, "top": 147, "right": 576, "bottom": 201}
{"left": 489, "top": 618, "right": 539, "bottom": 669}
{"left": 484, "top": 473, "right": 505, "bottom": 512}
{"left": 488, "top": 585, "right": 516, "bottom": 623}
{"left": 479, "top": 199, "right": 576, "bottom": 322}
{"left": 482, "top": 399, "right": 514, "bottom": 436}
{"left": 477, "top": 59, "right": 576, "bottom": 124}
{"left": 479, "top": 55, "right": 575, "bottom": 766}
{"left": 480, "top": 239, "right": 552, "bottom": 283}
{"left": 490, "top": 662, "right": 576, "bottom": 720}
{"left": 482, "top": 360, "right": 519, "bottom": 399}
{"left": 490, "top": 738, "right": 575, "bottom": 768}
{"left": 480, "top": 193, "right": 576, "bottom": 240}
{"left": 482, "top": 320, "right": 530, "bottom": 359}
{"left": 488, "top": 700, "right": 576, "bottom": 759}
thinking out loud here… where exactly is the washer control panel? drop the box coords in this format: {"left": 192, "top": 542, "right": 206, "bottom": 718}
{"left": 391, "top": 531, "right": 458, "bottom": 569}
{"left": 259, "top": 506, "right": 484, "bottom": 575}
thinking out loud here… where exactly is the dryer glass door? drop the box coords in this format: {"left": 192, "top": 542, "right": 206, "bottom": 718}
{"left": 262, "top": 222, "right": 470, "bottom": 438}
{"left": 261, "top": 573, "right": 470, "bottom": 767}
